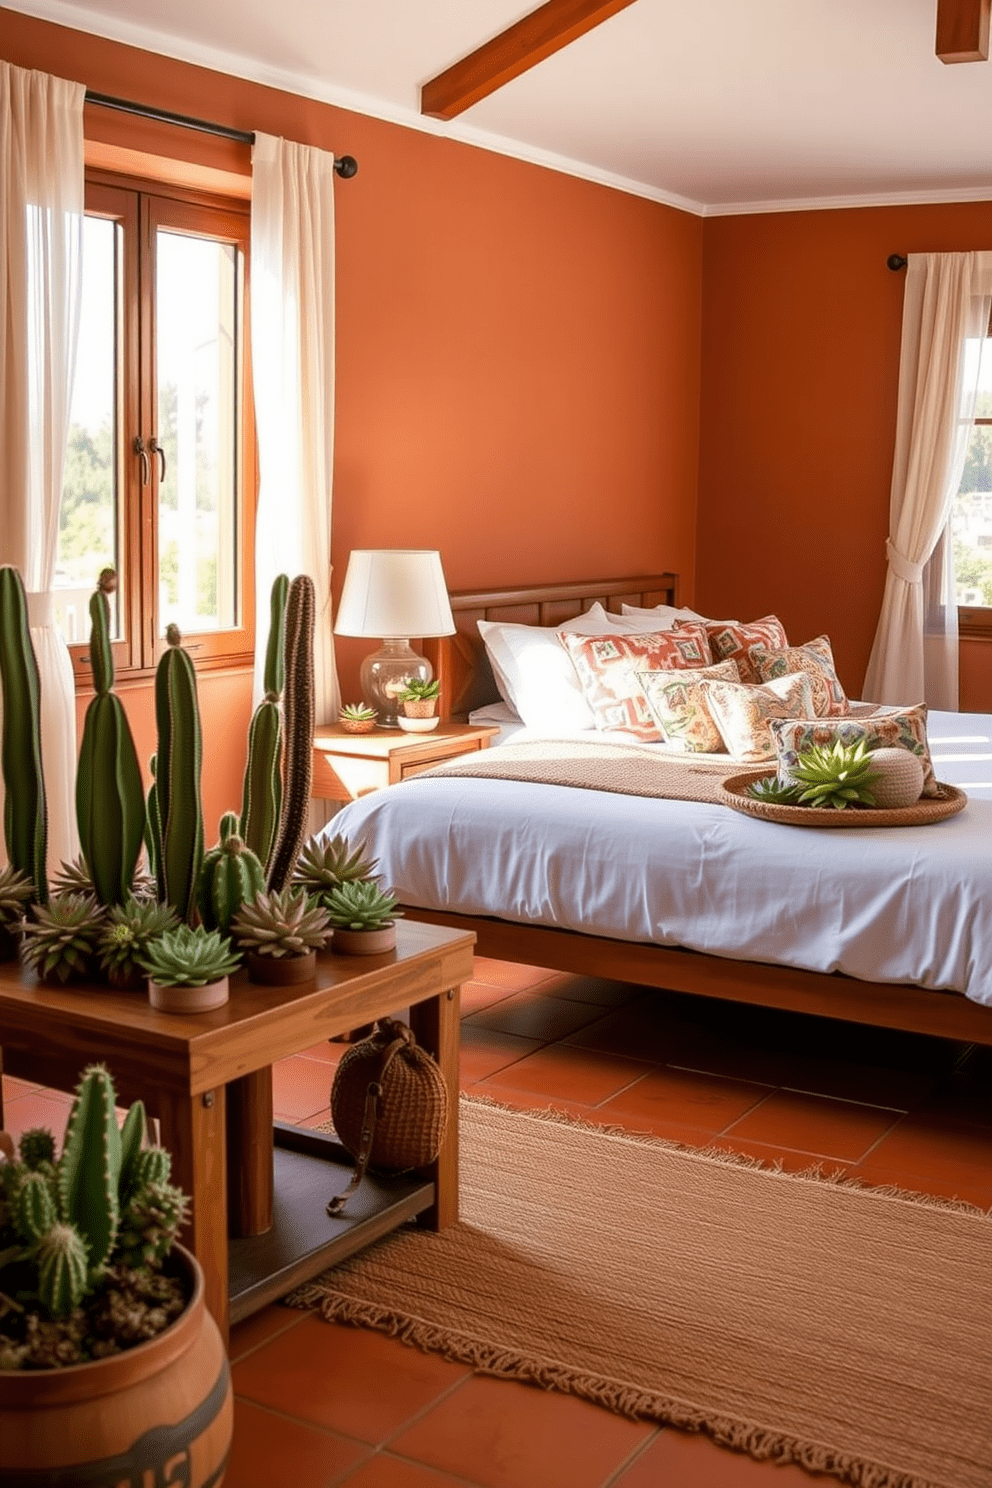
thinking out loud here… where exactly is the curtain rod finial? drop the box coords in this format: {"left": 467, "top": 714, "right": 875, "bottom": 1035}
{"left": 887, "top": 254, "right": 908, "bottom": 271}
{"left": 334, "top": 155, "right": 358, "bottom": 179}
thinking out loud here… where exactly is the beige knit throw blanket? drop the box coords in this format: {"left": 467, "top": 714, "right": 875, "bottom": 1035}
{"left": 418, "top": 736, "right": 760, "bottom": 804}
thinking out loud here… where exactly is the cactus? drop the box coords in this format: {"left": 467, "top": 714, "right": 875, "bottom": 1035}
{"left": 197, "top": 820, "right": 266, "bottom": 933}
{"left": 117, "top": 1180, "right": 190, "bottom": 1269}
{"left": 18, "top": 1128, "right": 57, "bottom": 1171}
{"left": 16, "top": 1170, "right": 57, "bottom": 1243}
{"left": 240, "top": 574, "right": 289, "bottom": 874}
{"left": 0, "top": 566, "right": 48, "bottom": 904}
{"left": 118, "top": 1099, "right": 148, "bottom": 1197}
{"left": 128, "top": 1145, "right": 172, "bottom": 1192}
{"left": 58, "top": 1064, "right": 122, "bottom": 1271}
{"left": 144, "top": 754, "right": 162, "bottom": 883}
{"left": 153, "top": 626, "right": 204, "bottom": 921}
{"left": 36, "top": 1223, "right": 90, "bottom": 1317}
{"left": 75, "top": 571, "right": 147, "bottom": 906}
{"left": 267, "top": 576, "right": 315, "bottom": 893}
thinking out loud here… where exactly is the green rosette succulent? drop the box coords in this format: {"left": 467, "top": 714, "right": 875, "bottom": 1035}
{"left": 323, "top": 879, "right": 400, "bottom": 932}
{"left": 98, "top": 897, "right": 179, "bottom": 984}
{"left": 20, "top": 893, "right": 106, "bottom": 983}
{"left": 139, "top": 924, "right": 241, "bottom": 988}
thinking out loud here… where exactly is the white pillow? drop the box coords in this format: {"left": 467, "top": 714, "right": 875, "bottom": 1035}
{"left": 478, "top": 603, "right": 623, "bottom": 731}
{"left": 620, "top": 602, "right": 709, "bottom": 628}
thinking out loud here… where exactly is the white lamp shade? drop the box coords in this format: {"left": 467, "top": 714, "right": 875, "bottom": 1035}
{"left": 334, "top": 550, "right": 456, "bottom": 638}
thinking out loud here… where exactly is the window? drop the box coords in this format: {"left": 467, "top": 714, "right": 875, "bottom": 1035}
{"left": 951, "top": 317, "right": 992, "bottom": 638}
{"left": 56, "top": 175, "right": 255, "bottom": 680}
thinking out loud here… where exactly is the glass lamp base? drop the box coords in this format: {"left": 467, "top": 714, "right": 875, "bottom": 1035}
{"left": 360, "top": 639, "right": 432, "bottom": 728}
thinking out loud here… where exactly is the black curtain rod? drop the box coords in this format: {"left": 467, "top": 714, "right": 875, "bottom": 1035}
{"left": 84, "top": 90, "right": 358, "bottom": 177}
{"left": 887, "top": 255, "right": 907, "bottom": 271}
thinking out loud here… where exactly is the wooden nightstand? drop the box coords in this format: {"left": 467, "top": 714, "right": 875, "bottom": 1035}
{"left": 311, "top": 722, "right": 500, "bottom": 803}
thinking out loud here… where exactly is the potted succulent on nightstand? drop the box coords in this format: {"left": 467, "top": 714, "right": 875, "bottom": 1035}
{"left": 140, "top": 924, "right": 241, "bottom": 1013}
{"left": 97, "top": 896, "right": 179, "bottom": 991}
{"left": 396, "top": 678, "right": 441, "bottom": 733}
{"left": 0, "top": 866, "right": 33, "bottom": 963}
{"left": 338, "top": 702, "right": 378, "bottom": 735}
{"left": 326, "top": 879, "right": 402, "bottom": 955}
{"left": 20, "top": 893, "right": 106, "bottom": 985}
{"left": 0, "top": 1064, "right": 232, "bottom": 1484}
{"left": 231, "top": 887, "right": 331, "bottom": 985}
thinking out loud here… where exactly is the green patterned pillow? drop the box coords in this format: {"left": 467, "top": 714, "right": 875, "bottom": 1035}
{"left": 636, "top": 661, "right": 741, "bottom": 753}
{"left": 770, "top": 705, "right": 939, "bottom": 798}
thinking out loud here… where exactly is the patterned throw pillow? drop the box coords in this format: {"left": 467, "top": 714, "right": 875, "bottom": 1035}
{"left": 750, "top": 635, "right": 849, "bottom": 718}
{"left": 703, "top": 673, "right": 817, "bottom": 763}
{"left": 558, "top": 626, "right": 713, "bottom": 741}
{"left": 636, "top": 661, "right": 741, "bottom": 753}
{"left": 770, "top": 704, "right": 939, "bottom": 799}
{"left": 676, "top": 615, "right": 788, "bottom": 684}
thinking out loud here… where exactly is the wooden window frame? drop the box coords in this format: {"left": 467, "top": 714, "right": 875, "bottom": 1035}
{"left": 69, "top": 169, "right": 257, "bottom": 689}
{"left": 958, "top": 413, "right": 992, "bottom": 640}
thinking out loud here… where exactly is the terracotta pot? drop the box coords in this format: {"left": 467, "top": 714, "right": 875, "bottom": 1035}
{"left": 402, "top": 697, "right": 437, "bottom": 719}
{"left": 332, "top": 924, "right": 398, "bottom": 955}
{"left": 338, "top": 716, "right": 376, "bottom": 734}
{"left": 148, "top": 975, "right": 230, "bottom": 1014}
{"left": 245, "top": 948, "right": 316, "bottom": 985}
{"left": 0, "top": 1245, "right": 232, "bottom": 1486}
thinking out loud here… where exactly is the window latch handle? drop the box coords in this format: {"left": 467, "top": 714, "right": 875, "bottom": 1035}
{"left": 133, "top": 436, "right": 150, "bottom": 486}
{"left": 149, "top": 436, "right": 167, "bottom": 484}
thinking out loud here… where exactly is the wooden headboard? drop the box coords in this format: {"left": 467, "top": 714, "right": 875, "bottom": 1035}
{"left": 423, "top": 572, "right": 679, "bottom": 721}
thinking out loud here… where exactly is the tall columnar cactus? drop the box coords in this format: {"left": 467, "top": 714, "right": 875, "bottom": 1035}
{"left": 58, "top": 1064, "right": 122, "bottom": 1272}
{"left": 240, "top": 574, "right": 288, "bottom": 875}
{"left": 75, "top": 571, "right": 146, "bottom": 906}
{"left": 144, "top": 754, "right": 161, "bottom": 882}
{"left": 197, "top": 818, "right": 266, "bottom": 933}
{"left": 152, "top": 625, "right": 204, "bottom": 922}
{"left": 267, "top": 575, "right": 315, "bottom": 893}
{"left": 0, "top": 566, "right": 48, "bottom": 904}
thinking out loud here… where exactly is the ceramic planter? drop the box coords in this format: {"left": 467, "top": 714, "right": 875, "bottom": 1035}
{"left": 148, "top": 975, "right": 230, "bottom": 1013}
{"left": 245, "top": 948, "right": 317, "bottom": 985}
{"left": 338, "top": 716, "right": 376, "bottom": 734}
{"left": 332, "top": 924, "right": 398, "bottom": 955}
{"left": 402, "top": 697, "right": 438, "bottom": 719}
{"left": 0, "top": 1244, "right": 232, "bottom": 1486}
{"left": 397, "top": 715, "right": 440, "bottom": 734}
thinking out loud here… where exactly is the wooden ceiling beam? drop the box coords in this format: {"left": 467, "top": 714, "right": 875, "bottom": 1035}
{"left": 421, "top": 0, "right": 642, "bottom": 120}
{"left": 936, "top": 0, "right": 991, "bottom": 62}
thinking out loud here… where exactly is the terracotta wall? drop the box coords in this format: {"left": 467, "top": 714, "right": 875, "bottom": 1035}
{"left": 698, "top": 203, "right": 992, "bottom": 711}
{"left": 2, "top": 8, "right": 704, "bottom": 821}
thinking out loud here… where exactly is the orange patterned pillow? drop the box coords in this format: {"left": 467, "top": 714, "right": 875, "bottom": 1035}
{"left": 675, "top": 615, "right": 788, "bottom": 684}
{"left": 558, "top": 626, "right": 713, "bottom": 741}
{"left": 751, "top": 635, "right": 850, "bottom": 718}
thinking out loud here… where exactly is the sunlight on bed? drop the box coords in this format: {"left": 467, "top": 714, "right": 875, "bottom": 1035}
{"left": 928, "top": 727, "right": 992, "bottom": 791}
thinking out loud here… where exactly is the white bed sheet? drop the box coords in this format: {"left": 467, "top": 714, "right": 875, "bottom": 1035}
{"left": 324, "top": 710, "right": 992, "bottom": 1007}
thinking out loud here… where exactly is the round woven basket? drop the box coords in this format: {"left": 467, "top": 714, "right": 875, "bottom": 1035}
{"left": 719, "top": 773, "right": 968, "bottom": 828}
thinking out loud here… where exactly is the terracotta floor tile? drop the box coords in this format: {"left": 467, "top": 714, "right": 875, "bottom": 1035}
{"left": 228, "top": 1303, "right": 305, "bottom": 1363}
{"left": 272, "top": 1055, "right": 337, "bottom": 1122}
{"left": 298, "top": 1040, "right": 350, "bottom": 1068}
{"left": 564, "top": 996, "right": 698, "bottom": 1062}
{"left": 464, "top": 1083, "right": 595, "bottom": 1122}
{"left": 459, "top": 981, "right": 521, "bottom": 1015}
{"left": 298, "top": 1106, "right": 335, "bottom": 1131}
{"left": 470, "top": 957, "right": 557, "bottom": 991}
{"left": 724, "top": 1089, "right": 902, "bottom": 1163}
{"left": 390, "top": 1373, "right": 654, "bottom": 1488}
{"left": 233, "top": 1315, "right": 470, "bottom": 1443}
{"left": 613, "top": 1427, "right": 831, "bottom": 1486}
{"left": 2, "top": 1074, "right": 39, "bottom": 1101}
{"left": 844, "top": 1159, "right": 992, "bottom": 1210}
{"left": 1, "top": 1090, "right": 72, "bottom": 1146}
{"left": 480, "top": 1043, "right": 651, "bottom": 1105}
{"left": 707, "top": 1135, "right": 852, "bottom": 1178}
{"left": 598, "top": 1066, "right": 773, "bottom": 1136}
{"left": 462, "top": 990, "right": 605, "bottom": 1042}
{"left": 224, "top": 1397, "right": 369, "bottom": 1488}
{"left": 338, "top": 1455, "right": 479, "bottom": 1488}
{"left": 854, "top": 1112, "right": 992, "bottom": 1189}
{"left": 458, "top": 1025, "right": 543, "bottom": 1083}
{"left": 540, "top": 975, "right": 647, "bottom": 1007}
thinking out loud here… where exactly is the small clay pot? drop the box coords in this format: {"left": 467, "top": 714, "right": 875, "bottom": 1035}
{"left": 332, "top": 924, "right": 397, "bottom": 956}
{"left": 245, "top": 949, "right": 317, "bottom": 985}
{"left": 148, "top": 976, "right": 229, "bottom": 1014}
{"left": 402, "top": 697, "right": 437, "bottom": 719}
{"left": 338, "top": 716, "right": 377, "bottom": 734}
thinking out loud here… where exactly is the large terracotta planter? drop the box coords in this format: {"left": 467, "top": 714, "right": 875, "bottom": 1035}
{"left": 0, "top": 1244, "right": 232, "bottom": 1486}
{"left": 148, "top": 975, "right": 230, "bottom": 1014}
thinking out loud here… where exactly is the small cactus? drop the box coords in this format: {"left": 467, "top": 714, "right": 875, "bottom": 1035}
{"left": 197, "top": 820, "right": 266, "bottom": 933}
{"left": 128, "top": 1146, "right": 172, "bottom": 1191}
{"left": 152, "top": 628, "right": 205, "bottom": 921}
{"left": 18, "top": 1128, "right": 56, "bottom": 1171}
{"left": 58, "top": 1064, "right": 122, "bottom": 1271}
{"left": 36, "top": 1223, "right": 90, "bottom": 1317}
{"left": 16, "top": 1169, "right": 57, "bottom": 1244}
{"left": 117, "top": 1180, "right": 190, "bottom": 1269}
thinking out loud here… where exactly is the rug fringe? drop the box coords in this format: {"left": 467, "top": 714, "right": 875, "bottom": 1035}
{"left": 460, "top": 1094, "right": 991, "bottom": 1217}
{"left": 285, "top": 1287, "right": 939, "bottom": 1488}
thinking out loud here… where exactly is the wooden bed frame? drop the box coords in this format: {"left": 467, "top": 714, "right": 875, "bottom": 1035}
{"left": 418, "top": 574, "right": 992, "bottom": 1050}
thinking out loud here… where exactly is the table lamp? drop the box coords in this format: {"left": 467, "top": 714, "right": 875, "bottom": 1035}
{"left": 334, "top": 550, "right": 456, "bottom": 727}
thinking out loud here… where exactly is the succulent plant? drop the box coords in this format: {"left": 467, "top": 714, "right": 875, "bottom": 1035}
{"left": 267, "top": 575, "right": 316, "bottom": 893}
{"left": 0, "top": 1065, "right": 189, "bottom": 1354}
{"left": 20, "top": 893, "right": 106, "bottom": 983}
{"left": 339, "top": 702, "right": 377, "bottom": 723}
{"left": 0, "top": 864, "right": 33, "bottom": 927}
{"left": 324, "top": 879, "right": 401, "bottom": 932}
{"left": 150, "top": 626, "right": 204, "bottom": 921}
{"left": 52, "top": 855, "right": 157, "bottom": 903}
{"left": 97, "top": 896, "right": 179, "bottom": 984}
{"left": 76, "top": 570, "right": 146, "bottom": 906}
{"left": 292, "top": 833, "right": 379, "bottom": 904}
{"left": 197, "top": 815, "right": 266, "bottom": 933}
{"left": 397, "top": 678, "right": 440, "bottom": 701}
{"left": 240, "top": 574, "right": 288, "bottom": 875}
{"left": 743, "top": 775, "right": 804, "bottom": 805}
{"left": 0, "top": 566, "right": 48, "bottom": 904}
{"left": 139, "top": 923, "right": 241, "bottom": 988}
{"left": 231, "top": 887, "right": 331, "bottom": 958}
{"left": 788, "top": 739, "right": 880, "bottom": 810}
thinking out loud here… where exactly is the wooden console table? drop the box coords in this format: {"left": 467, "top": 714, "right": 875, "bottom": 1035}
{"left": 0, "top": 921, "right": 474, "bottom": 1342}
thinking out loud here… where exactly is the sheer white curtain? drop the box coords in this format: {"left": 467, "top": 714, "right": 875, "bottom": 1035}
{"left": 0, "top": 63, "right": 84, "bottom": 871}
{"left": 863, "top": 251, "right": 992, "bottom": 708}
{"left": 249, "top": 133, "right": 340, "bottom": 728}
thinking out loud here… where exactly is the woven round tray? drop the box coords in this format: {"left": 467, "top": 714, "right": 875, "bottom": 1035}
{"left": 719, "top": 773, "right": 968, "bottom": 828}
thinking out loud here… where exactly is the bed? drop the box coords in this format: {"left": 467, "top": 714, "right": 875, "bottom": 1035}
{"left": 324, "top": 575, "right": 992, "bottom": 1049}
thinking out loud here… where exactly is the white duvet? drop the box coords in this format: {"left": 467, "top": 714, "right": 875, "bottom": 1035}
{"left": 321, "top": 710, "right": 992, "bottom": 1007}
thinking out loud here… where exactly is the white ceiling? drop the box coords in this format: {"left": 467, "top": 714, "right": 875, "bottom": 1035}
{"left": 10, "top": 0, "right": 992, "bottom": 214}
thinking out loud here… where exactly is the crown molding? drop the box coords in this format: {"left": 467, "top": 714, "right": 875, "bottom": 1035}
{"left": 704, "top": 183, "right": 992, "bottom": 217}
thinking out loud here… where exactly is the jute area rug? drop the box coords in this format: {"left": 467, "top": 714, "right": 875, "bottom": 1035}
{"left": 289, "top": 1097, "right": 992, "bottom": 1488}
